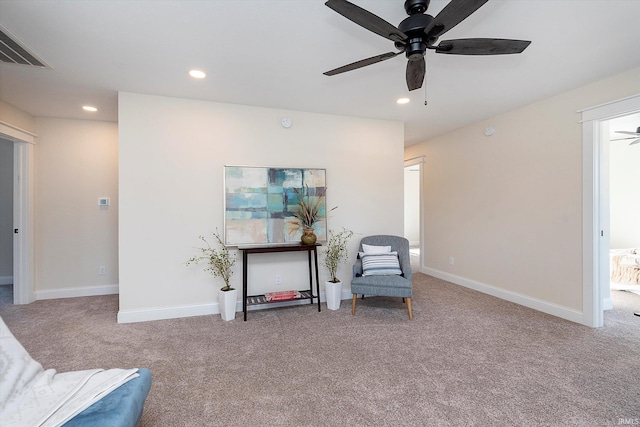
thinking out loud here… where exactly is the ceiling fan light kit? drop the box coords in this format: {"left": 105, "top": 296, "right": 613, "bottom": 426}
{"left": 324, "top": 0, "right": 531, "bottom": 93}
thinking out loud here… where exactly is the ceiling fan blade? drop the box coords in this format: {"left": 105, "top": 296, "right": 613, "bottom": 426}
{"left": 424, "top": 0, "right": 489, "bottom": 38}
{"left": 406, "top": 57, "right": 426, "bottom": 91}
{"left": 435, "top": 38, "right": 531, "bottom": 55}
{"left": 324, "top": 51, "right": 403, "bottom": 76}
{"left": 325, "top": 0, "right": 407, "bottom": 43}
{"left": 629, "top": 138, "right": 640, "bottom": 146}
{"left": 611, "top": 136, "right": 639, "bottom": 141}
{"left": 614, "top": 130, "right": 640, "bottom": 136}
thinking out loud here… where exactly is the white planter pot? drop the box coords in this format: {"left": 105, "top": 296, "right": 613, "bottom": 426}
{"left": 325, "top": 280, "right": 342, "bottom": 311}
{"left": 219, "top": 288, "right": 238, "bottom": 321}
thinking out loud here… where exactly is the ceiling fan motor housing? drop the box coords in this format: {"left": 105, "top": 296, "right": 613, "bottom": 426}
{"left": 399, "top": 13, "right": 434, "bottom": 60}
{"left": 404, "top": 0, "right": 430, "bottom": 15}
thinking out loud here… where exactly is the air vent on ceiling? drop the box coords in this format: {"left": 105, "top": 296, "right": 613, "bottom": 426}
{"left": 0, "top": 25, "right": 50, "bottom": 68}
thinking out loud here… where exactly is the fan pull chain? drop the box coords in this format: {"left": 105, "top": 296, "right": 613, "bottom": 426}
{"left": 424, "top": 71, "right": 428, "bottom": 106}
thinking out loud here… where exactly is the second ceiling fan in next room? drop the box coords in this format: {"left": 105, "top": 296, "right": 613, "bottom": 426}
{"left": 612, "top": 126, "right": 640, "bottom": 145}
{"left": 323, "top": 0, "right": 531, "bottom": 92}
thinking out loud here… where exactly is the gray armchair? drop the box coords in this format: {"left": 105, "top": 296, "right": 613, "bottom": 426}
{"left": 350, "top": 235, "right": 413, "bottom": 320}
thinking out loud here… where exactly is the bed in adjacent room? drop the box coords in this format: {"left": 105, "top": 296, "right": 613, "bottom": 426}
{"left": 610, "top": 248, "right": 640, "bottom": 295}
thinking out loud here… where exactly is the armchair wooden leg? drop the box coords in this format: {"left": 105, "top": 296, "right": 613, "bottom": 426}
{"left": 406, "top": 297, "right": 413, "bottom": 320}
{"left": 352, "top": 294, "right": 357, "bottom": 315}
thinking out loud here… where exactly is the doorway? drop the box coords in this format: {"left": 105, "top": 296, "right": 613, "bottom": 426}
{"left": 0, "top": 122, "right": 35, "bottom": 305}
{"left": 580, "top": 93, "right": 640, "bottom": 327}
{"left": 0, "top": 138, "right": 13, "bottom": 303}
{"left": 404, "top": 156, "right": 424, "bottom": 273}
{"left": 607, "top": 113, "right": 640, "bottom": 301}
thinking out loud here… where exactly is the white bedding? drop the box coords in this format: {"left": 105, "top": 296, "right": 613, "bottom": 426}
{"left": 611, "top": 282, "right": 640, "bottom": 298}
{"left": 0, "top": 316, "right": 139, "bottom": 427}
{"left": 610, "top": 248, "right": 640, "bottom": 285}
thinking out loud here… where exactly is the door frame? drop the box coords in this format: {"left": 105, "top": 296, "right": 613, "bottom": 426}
{"left": 580, "top": 93, "right": 640, "bottom": 327}
{"left": 0, "top": 121, "right": 35, "bottom": 304}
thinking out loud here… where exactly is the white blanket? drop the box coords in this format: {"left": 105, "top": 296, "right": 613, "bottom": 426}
{"left": 610, "top": 249, "right": 640, "bottom": 285}
{"left": 0, "top": 316, "right": 139, "bottom": 427}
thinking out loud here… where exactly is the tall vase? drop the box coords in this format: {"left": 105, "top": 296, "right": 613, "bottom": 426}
{"left": 301, "top": 227, "right": 317, "bottom": 245}
{"left": 219, "top": 288, "right": 238, "bottom": 321}
{"left": 325, "top": 280, "right": 342, "bottom": 310}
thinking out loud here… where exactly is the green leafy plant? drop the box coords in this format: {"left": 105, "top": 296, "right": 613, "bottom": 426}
{"left": 186, "top": 229, "right": 236, "bottom": 291}
{"left": 323, "top": 227, "right": 354, "bottom": 283}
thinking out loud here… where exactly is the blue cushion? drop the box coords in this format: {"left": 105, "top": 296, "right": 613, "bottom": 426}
{"left": 361, "top": 253, "right": 402, "bottom": 276}
{"left": 62, "top": 368, "right": 152, "bottom": 427}
{"left": 351, "top": 274, "right": 412, "bottom": 298}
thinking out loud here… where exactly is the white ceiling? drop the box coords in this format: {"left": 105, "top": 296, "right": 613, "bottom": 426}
{"left": 1, "top": 0, "right": 640, "bottom": 146}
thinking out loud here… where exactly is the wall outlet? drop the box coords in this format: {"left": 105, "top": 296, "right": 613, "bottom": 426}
{"left": 99, "top": 266, "right": 106, "bottom": 275}
{"left": 449, "top": 257, "right": 454, "bottom": 265}
{"left": 275, "top": 274, "right": 282, "bottom": 285}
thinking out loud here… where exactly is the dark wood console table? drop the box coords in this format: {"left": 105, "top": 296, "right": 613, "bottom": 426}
{"left": 239, "top": 243, "right": 321, "bottom": 321}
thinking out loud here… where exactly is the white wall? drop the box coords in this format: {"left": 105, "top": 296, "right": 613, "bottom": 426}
{"left": 118, "top": 92, "right": 404, "bottom": 322}
{"left": 34, "top": 118, "right": 119, "bottom": 298}
{"left": 0, "top": 138, "right": 13, "bottom": 281}
{"left": 404, "top": 166, "right": 420, "bottom": 246}
{"left": 609, "top": 113, "right": 640, "bottom": 249}
{"left": 405, "top": 66, "right": 640, "bottom": 321}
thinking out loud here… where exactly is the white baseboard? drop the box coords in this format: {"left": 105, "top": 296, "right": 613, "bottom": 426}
{"left": 118, "top": 296, "right": 329, "bottom": 323}
{"left": 0, "top": 276, "right": 13, "bottom": 285}
{"left": 117, "top": 290, "right": 364, "bottom": 323}
{"left": 118, "top": 302, "right": 219, "bottom": 323}
{"left": 422, "top": 267, "right": 584, "bottom": 325}
{"left": 602, "top": 297, "right": 613, "bottom": 311}
{"left": 35, "top": 284, "right": 119, "bottom": 301}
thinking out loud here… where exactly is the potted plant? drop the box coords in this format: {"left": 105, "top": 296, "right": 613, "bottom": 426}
{"left": 290, "top": 185, "right": 336, "bottom": 245}
{"left": 322, "top": 227, "right": 354, "bottom": 310}
{"left": 186, "top": 229, "right": 237, "bottom": 321}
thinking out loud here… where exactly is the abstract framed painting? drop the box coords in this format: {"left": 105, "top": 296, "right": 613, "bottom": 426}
{"left": 223, "top": 166, "right": 327, "bottom": 246}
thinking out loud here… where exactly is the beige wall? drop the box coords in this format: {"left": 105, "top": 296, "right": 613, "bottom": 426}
{"left": 405, "top": 66, "right": 640, "bottom": 319}
{"left": 118, "top": 92, "right": 404, "bottom": 322}
{"left": 404, "top": 166, "right": 420, "bottom": 246}
{"left": 34, "top": 118, "right": 118, "bottom": 296}
{"left": 0, "top": 101, "right": 36, "bottom": 135}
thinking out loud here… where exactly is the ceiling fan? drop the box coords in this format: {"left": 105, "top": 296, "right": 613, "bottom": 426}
{"left": 323, "top": 0, "right": 531, "bottom": 91}
{"left": 611, "top": 126, "right": 640, "bottom": 145}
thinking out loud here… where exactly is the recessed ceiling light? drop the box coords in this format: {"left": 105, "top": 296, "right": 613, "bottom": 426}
{"left": 189, "top": 69, "right": 206, "bottom": 79}
{"left": 82, "top": 105, "right": 98, "bottom": 112}
{"left": 396, "top": 97, "right": 410, "bottom": 105}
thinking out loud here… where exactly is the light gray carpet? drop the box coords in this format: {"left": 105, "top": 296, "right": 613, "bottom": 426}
{"left": 1, "top": 273, "right": 639, "bottom": 426}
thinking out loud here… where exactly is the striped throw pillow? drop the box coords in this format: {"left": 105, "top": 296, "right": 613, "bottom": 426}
{"left": 361, "top": 253, "right": 402, "bottom": 276}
